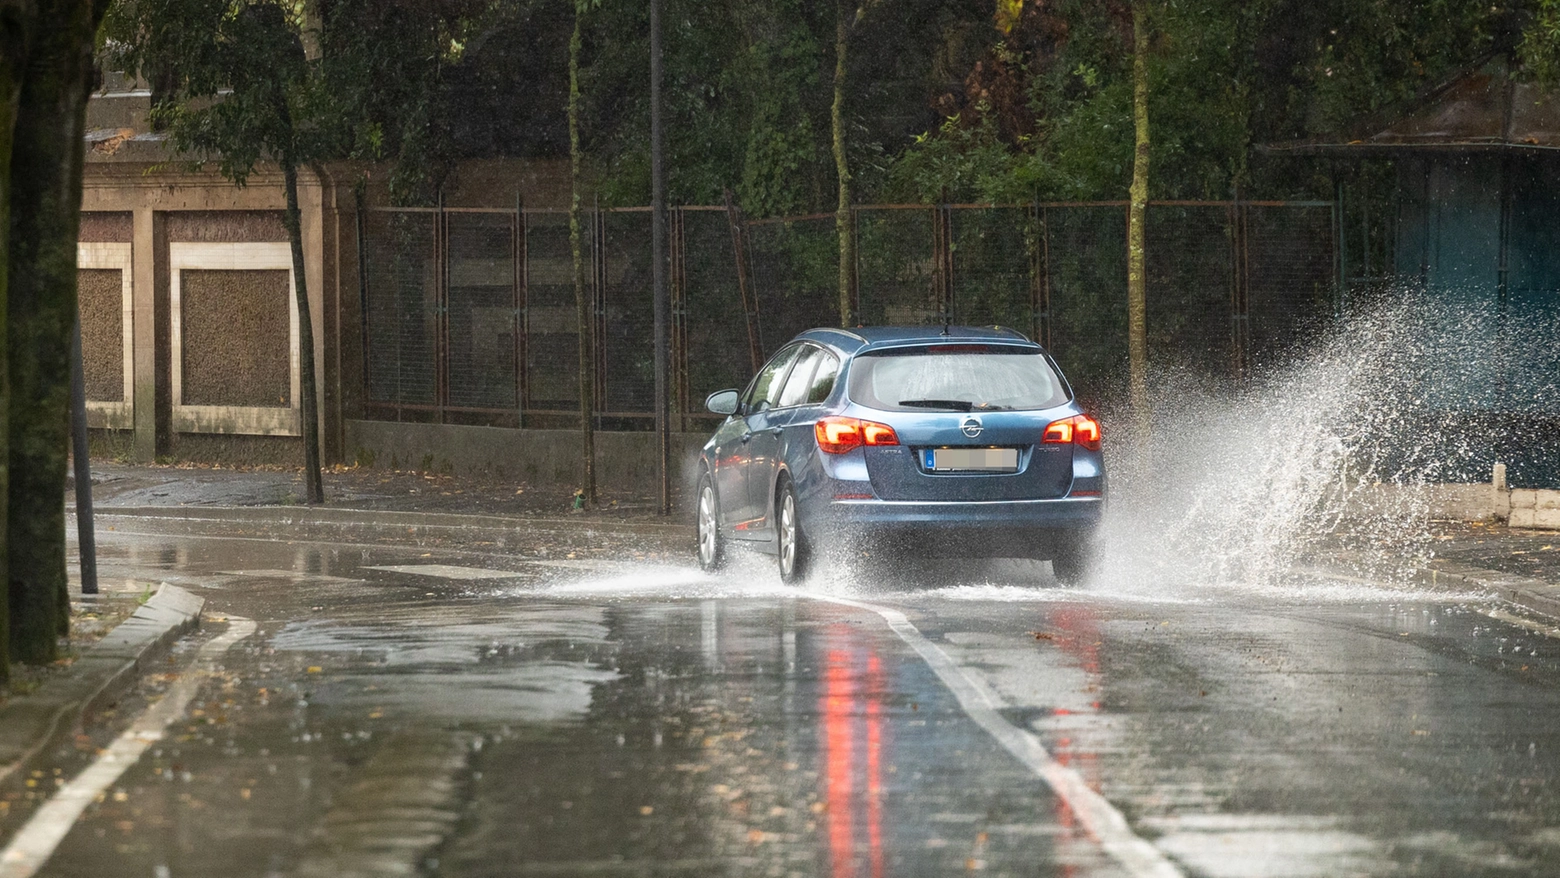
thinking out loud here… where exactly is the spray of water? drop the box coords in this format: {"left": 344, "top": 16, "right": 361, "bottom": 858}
{"left": 1095, "top": 293, "right": 1528, "bottom": 595}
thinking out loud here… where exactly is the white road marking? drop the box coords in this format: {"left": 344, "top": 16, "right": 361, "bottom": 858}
{"left": 364, "top": 564, "right": 530, "bottom": 580}
{"left": 0, "top": 617, "right": 258, "bottom": 878}
{"left": 218, "top": 569, "right": 362, "bottom": 584}
{"left": 810, "top": 593, "right": 1184, "bottom": 878}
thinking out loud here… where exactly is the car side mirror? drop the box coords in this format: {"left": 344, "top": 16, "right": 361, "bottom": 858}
{"left": 706, "top": 389, "right": 741, "bottom": 416}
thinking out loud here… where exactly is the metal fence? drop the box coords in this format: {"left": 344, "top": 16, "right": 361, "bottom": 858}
{"left": 359, "top": 201, "right": 1336, "bottom": 427}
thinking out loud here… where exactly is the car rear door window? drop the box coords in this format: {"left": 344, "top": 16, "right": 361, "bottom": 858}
{"left": 776, "top": 347, "right": 822, "bottom": 408}
{"left": 847, "top": 345, "right": 1069, "bottom": 412}
{"left": 806, "top": 352, "right": 839, "bottom": 403}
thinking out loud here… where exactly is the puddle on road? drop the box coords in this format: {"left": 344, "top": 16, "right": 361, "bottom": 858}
{"left": 270, "top": 604, "right": 619, "bottom": 724}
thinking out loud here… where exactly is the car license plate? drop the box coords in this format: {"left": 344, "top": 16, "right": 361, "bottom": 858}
{"left": 923, "top": 447, "right": 1019, "bottom": 473}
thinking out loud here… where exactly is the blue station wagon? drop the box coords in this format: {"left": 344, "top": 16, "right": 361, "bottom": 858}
{"left": 693, "top": 326, "right": 1106, "bottom": 584}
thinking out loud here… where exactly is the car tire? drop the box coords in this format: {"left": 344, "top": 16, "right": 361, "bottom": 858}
{"left": 775, "top": 479, "right": 812, "bottom": 584}
{"left": 1050, "top": 540, "right": 1096, "bottom": 586}
{"left": 696, "top": 472, "right": 726, "bottom": 572}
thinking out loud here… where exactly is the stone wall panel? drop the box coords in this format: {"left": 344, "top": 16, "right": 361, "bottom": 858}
{"left": 78, "top": 268, "right": 125, "bottom": 401}
{"left": 180, "top": 269, "right": 290, "bottom": 407}
{"left": 167, "top": 211, "right": 288, "bottom": 243}
{"left": 79, "top": 211, "right": 132, "bottom": 242}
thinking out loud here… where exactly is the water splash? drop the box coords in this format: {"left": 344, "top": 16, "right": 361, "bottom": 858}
{"left": 1095, "top": 293, "right": 1527, "bottom": 594}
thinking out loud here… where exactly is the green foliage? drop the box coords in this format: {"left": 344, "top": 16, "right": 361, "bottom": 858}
{"left": 105, "top": 1, "right": 333, "bottom": 178}
{"left": 885, "top": 0, "right": 1512, "bottom": 204}
{"left": 104, "top": 0, "right": 548, "bottom": 204}
{"left": 888, "top": 108, "right": 1044, "bottom": 203}
{"left": 1522, "top": 0, "right": 1560, "bottom": 87}
{"left": 583, "top": 0, "right": 987, "bottom": 216}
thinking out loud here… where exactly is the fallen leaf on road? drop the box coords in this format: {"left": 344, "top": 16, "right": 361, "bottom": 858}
{"left": 306, "top": 666, "right": 322, "bottom": 674}
{"left": 1029, "top": 632, "right": 1054, "bottom": 641}
{"left": 639, "top": 805, "right": 654, "bottom": 816}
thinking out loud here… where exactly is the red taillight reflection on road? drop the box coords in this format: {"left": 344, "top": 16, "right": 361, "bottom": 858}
{"left": 821, "top": 641, "right": 886, "bottom": 878}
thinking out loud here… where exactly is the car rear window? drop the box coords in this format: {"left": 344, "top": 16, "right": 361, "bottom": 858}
{"left": 846, "top": 345, "right": 1070, "bottom": 412}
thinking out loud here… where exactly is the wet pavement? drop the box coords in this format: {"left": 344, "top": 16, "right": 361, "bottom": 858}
{"left": 11, "top": 510, "right": 1560, "bottom": 878}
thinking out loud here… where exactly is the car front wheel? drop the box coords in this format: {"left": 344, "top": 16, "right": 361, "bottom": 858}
{"left": 696, "top": 473, "right": 726, "bottom": 572}
{"left": 776, "top": 480, "right": 811, "bottom": 584}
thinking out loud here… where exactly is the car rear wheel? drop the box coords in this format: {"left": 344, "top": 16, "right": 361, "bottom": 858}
{"left": 696, "top": 473, "right": 726, "bottom": 572}
{"left": 776, "top": 480, "right": 811, "bottom": 584}
{"left": 1050, "top": 540, "right": 1096, "bottom": 586}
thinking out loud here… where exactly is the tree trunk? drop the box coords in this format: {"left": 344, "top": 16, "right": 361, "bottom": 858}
{"left": 831, "top": 0, "right": 854, "bottom": 327}
{"left": 1126, "top": 0, "right": 1150, "bottom": 420}
{"left": 0, "top": 0, "right": 31, "bottom": 683}
{"left": 568, "top": 6, "right": 595, "bottom": 507}
{"left": 282, "top": 160, "right": 324, "bottom": 504}
{"left": 7, "top": 0, "right": 103, "bottom": 663}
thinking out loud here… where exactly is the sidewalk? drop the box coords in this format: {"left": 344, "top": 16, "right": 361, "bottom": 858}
{"left": 0, "top": 585, "right": 203, "bottom": 791}
{"left": 80, "top": 460, "right": 676, "bottom": 520}
{"left": 1411, "top": 521, "right": 1560, "bottom": 620}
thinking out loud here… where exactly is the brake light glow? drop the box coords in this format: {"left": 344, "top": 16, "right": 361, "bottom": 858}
{"left": 1042, "top": 414, "right": 1102, "bottom": 452}
{"left": 815, "top": 417, "right": 900, "bottom": 454}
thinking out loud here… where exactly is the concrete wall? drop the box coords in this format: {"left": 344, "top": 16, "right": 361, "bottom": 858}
{"left": 1356, "top": 477, "right": 1560, "bottom": 530}
{"left": 81, "top": 164, "right": 337, "bottom": 460}
{"left": 345, "top": 420, "right": 709, "bottom": 498}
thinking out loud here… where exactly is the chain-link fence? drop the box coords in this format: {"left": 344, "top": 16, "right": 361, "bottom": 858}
{"left": 359, "top": 200, "right": 1337, "bottom": 428}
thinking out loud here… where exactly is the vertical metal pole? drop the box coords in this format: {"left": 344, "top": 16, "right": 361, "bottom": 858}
{"left": 70, "top": 315, "right": 98, "bottom": 596}
{"left": 725, "top": 190, "right": 765, "bottom": 372}
{"left": 1333, "top": 178, "right": 1346, "bottom": 319}
{"left": 356, "top": 194, "right": 371, "bottom": 412}
{"left": 849, "top": 206, "right": 861, "bottom": 323}
{"left": 1229, "top": 200, "right": 1240, "bottom": 380}
{"left": 1033, "top": 202, "right": 1050, "bottom": 348}
{"left": 670, "top": 207, "right": 689, "bottom": 432}
{"left": 651, "top": 0, "right": 671, "bottom": 515}
{"left": 593, "top": 201, "right": 608, "bottom": 421}
{"left": 436, "top": 190, "right": 449, "bottom": 424}
{"left": 521, "top": 192, "right": 533, "bottom": 430}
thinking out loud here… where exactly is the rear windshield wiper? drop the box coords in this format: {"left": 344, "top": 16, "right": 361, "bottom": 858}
{"left": 897, "top": 398, "right": 974, "bottom": 411}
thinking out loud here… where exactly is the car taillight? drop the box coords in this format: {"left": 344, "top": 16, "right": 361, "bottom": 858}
{"left": 1043, "top": 414, "right": 1102, "bottom": 452}
{"left": 815, "top": 416, "right": 900, "bottom": 454}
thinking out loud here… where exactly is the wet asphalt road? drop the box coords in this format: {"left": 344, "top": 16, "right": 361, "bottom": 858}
{"left": 17, "top": 517, "right": 1560, "bottom": 878}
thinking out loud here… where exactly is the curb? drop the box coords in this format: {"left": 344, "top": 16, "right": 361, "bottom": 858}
{"left": 1306, "top": 552, "right": 1560, "bottom": 622}
{"left": 90, "top": 504, "right": 697, "bottom": 542}
{"left": 0, "top": 584, "right": 204, "bottom": 788}
{"left": 1409, "top": 560, "right": 1560, "bottom": 621}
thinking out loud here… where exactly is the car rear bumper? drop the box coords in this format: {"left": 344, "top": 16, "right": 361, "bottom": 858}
{"left": 807, "top": 495, "right": 1103, "bottom": 560}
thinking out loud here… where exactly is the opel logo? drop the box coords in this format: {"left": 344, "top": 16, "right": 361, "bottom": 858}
{"left": 960, "top": 415, "right": 983, "bottom": 438}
